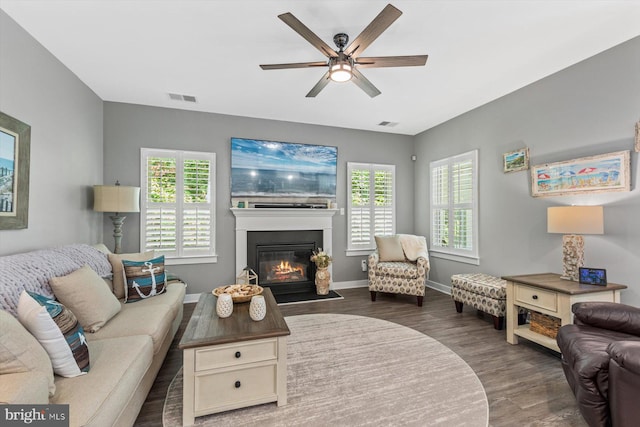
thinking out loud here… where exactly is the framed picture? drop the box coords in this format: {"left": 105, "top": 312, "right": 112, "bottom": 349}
{"left": 578, "top": 268, "right": 607, "bottom": 286}
{"left": 0, "top": 112, "right": 31, "bottom": 229}
{"left": 531, "top": 150, "right": 630, "bottom": 197}
{"left": 635, "top": 121, "right": 639, "bottom": 153}
{"left": 503, "top": 147, "right": 529, "bottom": 173}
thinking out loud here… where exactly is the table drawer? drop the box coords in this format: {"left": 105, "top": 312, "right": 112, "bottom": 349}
{"left": 194, "top": 363, "right": 276, "bottom": 412}
{"left": 515, "top": 285, "right": 557, "bottom": 312}
{"left": 195, "top": 338, "right": 277, "bottom": 371}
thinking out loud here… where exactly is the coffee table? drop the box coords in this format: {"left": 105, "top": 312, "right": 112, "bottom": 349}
{"left": 179, "top": 288, "right": 290, "bottom": 426}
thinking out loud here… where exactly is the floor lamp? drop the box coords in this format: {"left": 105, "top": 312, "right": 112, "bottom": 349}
{"left": 94, "top": 182, "right": 140, "bottom": 254}
{"left": 547, "top": 206, "right": 604, "bottom": 281}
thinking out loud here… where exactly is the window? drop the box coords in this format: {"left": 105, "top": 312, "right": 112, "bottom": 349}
{"left": 140, "top": 148, "right": 216, "bottom": 264}
{"left": 429, "top": 150, "right": 478, "bottom": 264}
{"left": 347, "top": 162, "right": 395, "bottom": 255}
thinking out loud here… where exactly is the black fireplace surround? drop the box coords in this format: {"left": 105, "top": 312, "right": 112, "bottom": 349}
{"left": 247, "top": 230, "right": 323, "bottom": 295}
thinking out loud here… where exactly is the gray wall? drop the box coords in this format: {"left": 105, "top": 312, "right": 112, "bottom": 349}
{"left": 0, "top": 10, "right": 103, "bottom": 255}
{"left": 414, "top": 36, "right": 640, "bottom": 306}
{"left": 103, "top": 103, "right": 414, "bottom": 294}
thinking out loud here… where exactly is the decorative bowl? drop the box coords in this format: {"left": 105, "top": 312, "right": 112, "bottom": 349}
{"left": 213, "top": 284, "right": 263, "bottom": 303}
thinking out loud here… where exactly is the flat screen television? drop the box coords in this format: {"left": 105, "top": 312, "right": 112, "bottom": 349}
{"left": 231, "top": 137, "right": 337, "bottom": 200}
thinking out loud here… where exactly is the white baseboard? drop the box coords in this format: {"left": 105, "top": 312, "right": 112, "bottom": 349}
{"left": 184, "top": 293, "right": 201, "bottom": 304}
{"left": 427, "top": 280, "right": 451, "bottom": 295}
{"left": 183, "top": 279, "right": 449, "bottom": 303}
{"left": 332, "top": 280, "right": 368, "bottom": 290}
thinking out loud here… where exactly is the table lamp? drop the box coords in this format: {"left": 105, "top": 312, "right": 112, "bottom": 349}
{"left": 94, "top": 181, "right": 140, "bottom": 254}
{"left": 547, "top": 206, "right": 604, "bottom": 281}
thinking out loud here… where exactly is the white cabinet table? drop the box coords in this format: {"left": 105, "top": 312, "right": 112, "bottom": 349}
{"left": 178, "top": 288, "right": 289, "bottom": 426}
{"left": 503, "top": 273, "right": 626, "bottom": 353}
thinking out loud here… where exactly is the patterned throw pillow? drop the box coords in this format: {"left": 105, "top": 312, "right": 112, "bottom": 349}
{"left": 122, "top": 255, "right": 166, "bottom": 303}
{"left": 17, "top": 291, "right": 90, "bottom": 377}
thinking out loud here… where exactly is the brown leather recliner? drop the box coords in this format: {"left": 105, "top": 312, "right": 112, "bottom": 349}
{"left": 556, "top": 302, "right": 640, "bottom": 427}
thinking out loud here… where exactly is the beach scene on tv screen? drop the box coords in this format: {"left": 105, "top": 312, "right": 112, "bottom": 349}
{"left": 231, "top": 138, "right": 337, "bottom": 198}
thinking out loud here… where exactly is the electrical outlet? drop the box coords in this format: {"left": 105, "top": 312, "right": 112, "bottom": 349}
{"left": 361, "top": 259, "right": 367, "bottom": 272}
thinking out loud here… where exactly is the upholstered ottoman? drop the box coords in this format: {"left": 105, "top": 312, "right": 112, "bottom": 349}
{"left": 451, "top": 273, "right": 525, "bottom": 330}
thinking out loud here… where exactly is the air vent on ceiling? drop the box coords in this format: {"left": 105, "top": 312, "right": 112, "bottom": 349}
{"left": 378, "top": 121, "right": 399, "bottom": 127}
{"left": 168, "top": 93, "right": 197, "bottom": 103}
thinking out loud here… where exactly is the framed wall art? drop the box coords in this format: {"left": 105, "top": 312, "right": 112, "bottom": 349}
{"left": 635, "top": 120, "right": 639, "bottom": 152}
{"left": 531, "top": 150, "right": 630, "bottom": 197}
{"left": 0, "top": 112, "right": 31, "bottom": 229}
{"left": 503, "top": 147, "right": 529, "bottom": 173}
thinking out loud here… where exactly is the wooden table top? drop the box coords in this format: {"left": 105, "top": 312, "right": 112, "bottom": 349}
{"left": 179, "top": 287, "right": 290, "bottom": 350}
{"left": 501, "top": 273, "right": 627, "bottom": 295}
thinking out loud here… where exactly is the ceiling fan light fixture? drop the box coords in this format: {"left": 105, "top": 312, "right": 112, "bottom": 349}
{"left": 329, "top": 58, "right": 353, "bottom": 82}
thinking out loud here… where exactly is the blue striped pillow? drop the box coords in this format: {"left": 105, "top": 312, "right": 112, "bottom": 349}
{"left": 17, "top": 291, "right": 90, "bottom": 377}
{"left": 122, "top": 255, "right": 166, "bottom": 303}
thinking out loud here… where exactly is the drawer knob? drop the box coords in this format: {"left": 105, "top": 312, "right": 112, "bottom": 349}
{"left": 235, "top": 351, "right": 241, "bottom": 358}
{"left": 532, "top": 295, "right": 538, "bottom": 300}
{"left": 235, "top": 380, "right": 241, "bottom": 388}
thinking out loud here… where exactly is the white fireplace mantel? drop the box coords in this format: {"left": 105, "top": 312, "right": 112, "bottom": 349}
{"left": 232, "top": 208, "right": 337, "bottom": 276}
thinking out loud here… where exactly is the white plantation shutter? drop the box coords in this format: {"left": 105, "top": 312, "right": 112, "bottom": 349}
{"left": 348, "top": 162, "right": 395, "bottom": 252}
{"left": 374, "top": 169, "right": 394, "bottom": 236}
{"left": 350, "top": 167, "right": 371, "bottom": 246}
{"left": 141, "top": 148, "right": 216, "bottom": 263}
{"left": 429, "top": 150, "right": 478, "bottom": 264}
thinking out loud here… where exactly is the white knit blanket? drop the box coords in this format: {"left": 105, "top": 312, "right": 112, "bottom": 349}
{"left": 398, "top": 234, "right": 429, "bottom": 261}
{"left": 0, "top": 244, "right": 112, "bottom": 316}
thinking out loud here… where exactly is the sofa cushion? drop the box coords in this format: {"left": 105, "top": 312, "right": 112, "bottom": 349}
{"left": 108, "top": 251, "right": 154, "bottom": 299}
{"left": 17, "top": 291, "right": 90, "bottom": 377}
{"left": 0, "top": 308, "right": 56, "bottom": 396}
{"left": 123, "top": 255, "right": 167, "bottom": 303}
{"left": 85, "top": 302, "right": 174, "bottom": 355}
{"left": 557, "top": 324, "right": 640, "bottom": 375}
{"left": 375, "top": 235, "right": 405, "bottom": 262}
{"left": 0, "top": 371, "right": 50, "bottom": 404}
{"left": 49, "top": 265, "right": 121, "bottom": 333}
{"left": 51, "top": 335, "right": 153, "bottom": 427}
{"left": 376, "top": 261, "right": 419, "bottom": 279}
{"left": 573, "top": 302, "right": 640, "bottom": 337}
{"left": 125, "top": 281, "right": 186, "bottom": 319}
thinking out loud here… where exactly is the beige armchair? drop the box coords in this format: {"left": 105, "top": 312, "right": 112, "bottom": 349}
{"left": 368, "top": 234, "right": 430, "bottom": 307}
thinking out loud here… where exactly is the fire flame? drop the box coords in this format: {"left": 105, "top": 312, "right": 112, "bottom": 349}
{"left": 274, "top": 260, "right": 304, "bottom": 276}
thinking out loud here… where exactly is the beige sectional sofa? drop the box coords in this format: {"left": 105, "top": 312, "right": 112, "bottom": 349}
{"left": 0, "top": 244, "right": 185, "bottom": 427}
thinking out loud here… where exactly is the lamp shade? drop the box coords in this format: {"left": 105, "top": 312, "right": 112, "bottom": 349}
{"left": 547, "top": 206, "right": 604, "bottom": 235}
{"left": 93, "top": 185, "right": 140, "bottom": 213}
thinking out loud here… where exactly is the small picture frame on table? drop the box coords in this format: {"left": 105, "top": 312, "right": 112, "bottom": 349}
{"left": 578, "top": 268, "right": 607, "bottom": 286}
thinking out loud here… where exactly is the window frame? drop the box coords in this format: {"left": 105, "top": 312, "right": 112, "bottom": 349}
{"left": 140, "top": 148, "right": 217, "bottom": 265}
{"left": 346, "top": 162, "right": 396, "bottom": 256}
{"left": 429, "top": 149, "right": 479, "bottom": 265}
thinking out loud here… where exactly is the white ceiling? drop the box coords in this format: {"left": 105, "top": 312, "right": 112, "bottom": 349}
{"left": 2, "top": 1, "right": 639, "bottom": 135}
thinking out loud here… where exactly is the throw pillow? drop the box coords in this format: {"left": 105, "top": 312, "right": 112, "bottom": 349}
{"left": 17, "top": 291, "right": 90, "bottom": 378}
{"left": 49, "top": 265, "right": 121, "bottom": 333}
{"left": 122, "top": 255, "right": 167, "bottom": 303}
{"left": 375, "top": 235, "right": 405, "bottom": 262}
{"left": 108, "top": 251, "right": 155, "bottom": 299}
{"left": 0, "top": 309, "right": 56, "bottom": 397}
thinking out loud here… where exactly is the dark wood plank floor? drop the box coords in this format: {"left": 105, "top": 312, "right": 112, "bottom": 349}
{"left": 134, "top": 287, "right": 586, "bottom": 426}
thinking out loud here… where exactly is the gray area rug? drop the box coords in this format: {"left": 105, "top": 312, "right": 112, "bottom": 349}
{"left": 163, "top": 314, "right": 488, "bottom": 426}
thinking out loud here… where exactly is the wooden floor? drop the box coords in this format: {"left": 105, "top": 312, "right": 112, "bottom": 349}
{"left": 134, "top": 287, "right": 586, "bottom": 426}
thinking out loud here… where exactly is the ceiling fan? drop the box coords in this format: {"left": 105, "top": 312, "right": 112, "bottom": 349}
{"left": 260, "top": 3, "right": 428, "bottom": 98}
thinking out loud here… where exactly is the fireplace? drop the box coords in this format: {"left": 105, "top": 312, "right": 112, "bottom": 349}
{"left": 247, "top": 230, "right": 322, "bottom": 295}
{"left": 232, "top": 207, "right": 337, "bottom": 296}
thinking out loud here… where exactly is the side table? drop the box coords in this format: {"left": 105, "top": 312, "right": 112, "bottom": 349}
{"left": 503, "top": 273, "right": 626, "bottom": 352}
